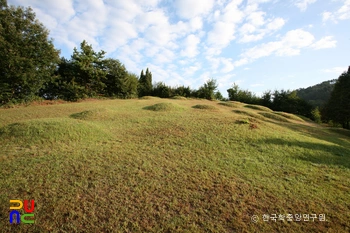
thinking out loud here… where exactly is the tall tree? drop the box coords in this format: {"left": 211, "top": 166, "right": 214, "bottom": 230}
{"left": 71, "top": 40, "right": 107, "bottom": 97}
{"left": 324, "top": 68, "right": 350, "bottom": 129}
{"left": 102, "top": 58, "right": 138, "bottom": 98}
{"left": 138, "top": 68, "right": 152, "bottom": 97}
{"left": 0, "top": 3, "right": 60, "bottom": 105}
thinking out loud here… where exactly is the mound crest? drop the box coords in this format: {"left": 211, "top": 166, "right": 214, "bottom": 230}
{"left": 192, "top": 104, "right": 217, "bottom": 110}
{"left": 233, "top": 110, "right": 265, "bottom": 120}
{"left": 0, "top": 118, "right": 111, "bottom": 144}
{"left": 172, "top": 96, "right": 187, "bottom": 100}
{"left": 218, "top": 102, "right": 238, "bottom": 108}
{"left": 259, "top": 112, "right": 289, "bottom": 122}
{"left": 274, "top": 112, "right": 304, "bottom": 122}
{"left": 70, "top": 108, "right": 115, "bottom": 120}
{"left": 244, "top": 104, "right": 273, "bottom": 112}
{"left": 144, "top": 103, "right": 183, "bottom": 111}
{"left": 139, "top": 96, "right": 161, "bottom": 100}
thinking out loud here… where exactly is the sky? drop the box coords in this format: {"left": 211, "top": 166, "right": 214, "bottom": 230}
{"left": 8, "top": 0, "right": 350, "bottom": 97}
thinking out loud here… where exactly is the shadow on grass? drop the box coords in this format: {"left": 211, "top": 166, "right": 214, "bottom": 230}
{"left": 259, "top": 137, "right": 350, "bottom": 169}
{"left": 280, "top": 123, "right": 350, "bottom": 148}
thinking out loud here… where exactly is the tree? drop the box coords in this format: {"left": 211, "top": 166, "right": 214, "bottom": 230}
{"left": 311, "top": 107, "right": 321, "bottom": 124}
{"left": 198, "top": 78, "right": 218, "bottom": 100}
{"left": 0, "top": 3, "right": 60, "bottom": 105}
{"left": 71, "top": 40, "right": 107, "bottom": 97}
{"left": 227, "top": 83, "right": 239, "bottom": 101}
{"left": 323, "top": 68, "right": 350, "bottom": 129}
{"left": 174, "top": 85, "right": 192, "bottom": 97}
{"left": 152, "top": 82, "right": 172, "bottom": 98}
{"left": 214, "top": 91, "right": 224, "bottom": 100}
{"left": 1, "top": 0, "right": 7, "bottom": 8}
{"left": 271, "top": 90, "right": 313, "bottom": 117}
{"left": 260, "top": 90, "right": 271, "bottom": 107}
{"left": 227, "top": 83, "right": 260, "bottom": 104}
{"left": 138, "top": 68, "right": 152, "bottom": 97}
{"left": 102, "top": 58, "right": 128, "bottom": 97}
{"left": 296, "top": 80, "right": 336, "bottom": 107}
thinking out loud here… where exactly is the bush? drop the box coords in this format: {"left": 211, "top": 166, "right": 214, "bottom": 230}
{"left": 311, "top": 107, "right": 322, "bottom": 124}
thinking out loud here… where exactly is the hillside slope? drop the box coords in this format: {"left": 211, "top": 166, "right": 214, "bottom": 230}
{"left": 0, "top": 98, "right": 349, "bottom": 232}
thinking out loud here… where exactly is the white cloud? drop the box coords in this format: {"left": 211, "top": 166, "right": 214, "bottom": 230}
{"left": 322, "top": 12, "right": 334, "bottom": 22}
{"left": 206, "top": 0, "right": 244, "bottom": 53}
{"left": 174, "top": 0, "right": 215, "bottom": 19}
{"left": 189, "top": 17, "right": 204, "bottom": 31}
{"left": 181, "top": 34, "right": 201, "bottom": 58}
{"left": 322, "top": 67, "right": 348, "bottom": 74}
{"left": 183, "top": 62, "right": 202, "bottom": 76}
{"left": 221, "top": 58, "right": 235, "bottom": 73}
{"left": 311, "top": 36, "right": 337, "bottom": 50}
{"left": 266, "top": 18, "right": 285, "bottom": 31}
{"left": 240, "top": 33, "right": 265, "bottom": 43}
{"left": 282, "top": 29, "right": 315, "bottom": 48}
{"left": 338, "top": 0, "right": 350, "bottom": 20}
{"left": 247, "top": 11, "right": 266, "bottom": 26}
{"left": 322, "top": 0, "right": 350, "bottom": 22}
{"left": 295, "top": 0, "right": 317, "bottom": 12}
{"left": 238, "top": 5, "right": 286, "bottom": 44}
{"left": 239, "top": 29, "right": 315, "bottom": 62}
{"left": 207, "top": 21, "right": 237, "bottom": 47}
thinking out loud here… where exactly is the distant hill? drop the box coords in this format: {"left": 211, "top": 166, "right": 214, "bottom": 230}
{"left": 296, "top": 79, "right": 337, "bottom": 107}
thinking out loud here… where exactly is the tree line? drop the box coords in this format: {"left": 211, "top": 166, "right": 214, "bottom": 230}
{"left": 0, "top": 1, "right": 349, "bottom": 129}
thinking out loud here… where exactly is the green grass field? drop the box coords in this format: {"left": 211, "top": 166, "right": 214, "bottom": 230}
{"left": 0, "top": 98, "right": 349, "bottom": 232}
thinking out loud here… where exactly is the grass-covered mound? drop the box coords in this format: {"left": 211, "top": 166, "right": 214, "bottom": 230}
{"left": 259, "top": 112, "right": 289, "bottom": 122}
{"left": 0, "top": 118, "right": 111, "bottom": 145}
{"left": 233, "top": 110, "right": 265, "bottom": 120}
{"left": 192, "top": 104, "right": 217, "bottom": 110}
{"left": 139, "top": 96, "right": 161, "bottom": 100}
{"left": 144, "top": 103, "right": 183, "bottom": 111}
{"left": 70, "top": 108, "right": 115, "bottom": 120}
{"left": 218, "top": 102, "right": 238, "bottom": 108}
{"left": 274, "top": 111, "right": 304, "bottom": 122}
{"left": 244, "top": 104, "right": 273, "bottom": 112}
{"left": 172, "top": 95, "right": 187, "bottom": 100}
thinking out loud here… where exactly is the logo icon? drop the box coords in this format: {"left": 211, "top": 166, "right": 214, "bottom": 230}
{"left": 9, "top": 200, "right": 35, "bottom": 224}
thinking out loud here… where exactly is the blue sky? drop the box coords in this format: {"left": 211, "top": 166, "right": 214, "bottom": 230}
{"left": 8, "top": 0, "right": 350, "bottom": 97}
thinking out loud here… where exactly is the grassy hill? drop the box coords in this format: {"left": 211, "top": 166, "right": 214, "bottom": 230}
{"left": 0, "top": 98, "right": 349, "bottom": 232}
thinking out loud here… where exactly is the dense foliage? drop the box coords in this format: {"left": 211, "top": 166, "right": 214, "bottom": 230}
{"left": 296, "top": 80, "right": 336, "bottom": 107}
{"left": 322, "top": 68, "right": 350, "bottom": 129}
{"left": 0, "top": 2, "right": 60, "bottom": 105}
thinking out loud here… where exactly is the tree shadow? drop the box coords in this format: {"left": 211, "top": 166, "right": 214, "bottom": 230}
{"left": 280, "top": 122, "right": 350, "bottom": 149}
{"left": 258, "top": 137, "right": 350, "bottom": 169}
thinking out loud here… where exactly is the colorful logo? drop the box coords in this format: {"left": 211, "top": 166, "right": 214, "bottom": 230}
{"left": 9, "top": 200, "right": 35, "bottom": 224}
